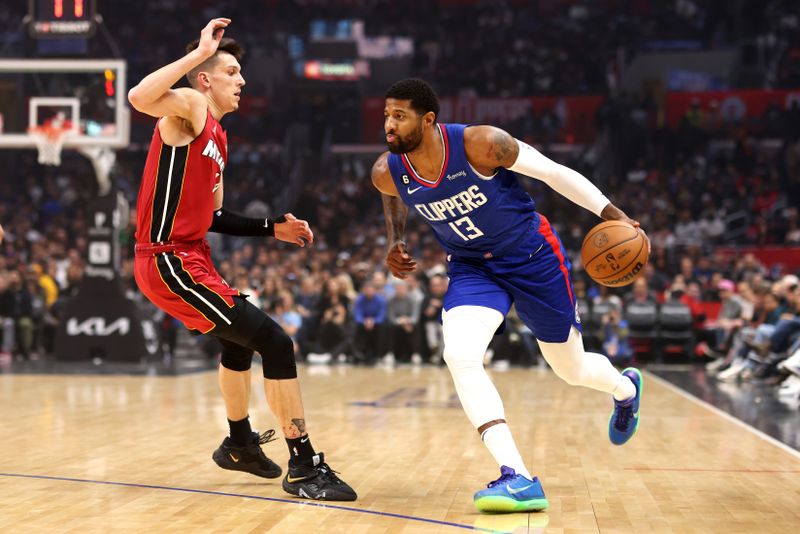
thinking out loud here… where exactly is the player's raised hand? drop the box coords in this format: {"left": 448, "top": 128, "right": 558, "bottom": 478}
{"left": 196, "top": 18, "right": 231, "bottom": 58}
{"left": 274, "top": 213, "right": 314, "bottom": 248}
{"left": 386, "top": 241, "right": 417, "bottom": 279}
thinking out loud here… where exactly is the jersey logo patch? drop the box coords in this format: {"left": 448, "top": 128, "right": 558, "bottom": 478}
{"left": 407, "top": 185, "right": 423, "bottom": 195}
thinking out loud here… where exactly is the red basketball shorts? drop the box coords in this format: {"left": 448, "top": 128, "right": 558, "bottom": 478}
{"left": 134, "top": 239, "right": 239, "bottom": 333}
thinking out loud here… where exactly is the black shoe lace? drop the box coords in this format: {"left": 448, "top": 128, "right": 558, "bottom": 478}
{"left": 316, "top": 463, "right": 343, "bottom": 481}
{"left": 257, "top": 429, "right": 277, "bottom": 445}
{"left": 614, "top": 403, "right": 633, "bottom": 432}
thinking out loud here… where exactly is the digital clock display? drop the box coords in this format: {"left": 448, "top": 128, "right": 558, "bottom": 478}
{"left": 29, "top": 0, "right": 97, "bottom": 38}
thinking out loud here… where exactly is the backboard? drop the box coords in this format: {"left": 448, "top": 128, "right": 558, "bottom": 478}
{"left": 0, "top": 59, "right": 129, "bottom": 150}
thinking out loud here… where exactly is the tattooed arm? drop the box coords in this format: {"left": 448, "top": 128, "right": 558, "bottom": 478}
{"left": 463, "top": 125, "right": 520, "bottom": 174}
{"left": 371, "top": 152, "right": 417, "bottom": 279}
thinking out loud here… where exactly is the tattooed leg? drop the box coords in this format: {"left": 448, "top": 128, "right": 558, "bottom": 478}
{"left": 263, "top": 378, "right": 307, "bottom": 438}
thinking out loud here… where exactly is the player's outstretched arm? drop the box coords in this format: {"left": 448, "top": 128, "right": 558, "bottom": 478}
{"left": 128, "top": 18, "right": 230, "bottom": 120}
{"left": 207, "top": 210, "right": 313, "bottom": 248}
{"left": 464, "top": 125, "right": 649, "bottom": 251}
{"left": 372, "top": 152, "right": 417, "bottom": 279}
{"left": 464, "top": 125, "right": 609, "bottom": 215}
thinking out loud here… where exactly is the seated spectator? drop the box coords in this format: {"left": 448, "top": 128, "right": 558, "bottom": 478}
{"left": 307, "top": 278, "right": 350, "bottom": 364}
{"left": 0, "top": 272, "right": 15, "bottom": 359}
{"left": 352, "top": 281, "right": 387, "bottom": 364}
{"left": 599, "top": 305, "right": 633, "bottom": 365}
{"left": 270, "top": 291, "right": 303, "bottom": 355}
{"left": 624, "top": 277, "right": 658, "bottom": 305}
{"left": 294, "top": 275, "right": 321, "bottom": 357}
{"left": 705, "top": 279, "right": 746, "bottom": 358}
{"left": 420, "top": 274, "right": 447, "bottom": 364}
{"left": 386, "top": 281, "right": 421, "bottom": 364}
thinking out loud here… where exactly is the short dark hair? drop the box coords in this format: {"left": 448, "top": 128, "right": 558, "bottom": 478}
{"left": 184, "top": 37, "right": 245, "bottom": 88}
{"left": 385, "top": 78, "right": 440, "bottom": 122}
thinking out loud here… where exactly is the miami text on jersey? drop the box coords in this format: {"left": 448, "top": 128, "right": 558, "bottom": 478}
{"left": 201, "top": 138, "right": 226, "bottom": 172}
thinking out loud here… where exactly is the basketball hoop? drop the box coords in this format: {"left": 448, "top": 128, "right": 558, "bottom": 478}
{"left": 29, "top": 122, "right": 74, "bottom": 166}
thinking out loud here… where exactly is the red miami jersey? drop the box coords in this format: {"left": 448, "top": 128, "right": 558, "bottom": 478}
{"left": 136, "top": 110, "right": 228, "bottom": 243}
{"left": 134, "top": 110, "right": 240, "bottom": 333}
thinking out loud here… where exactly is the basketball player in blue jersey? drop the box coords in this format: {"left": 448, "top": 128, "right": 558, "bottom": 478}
{"left": 371, "top": 79, "right": 647, "bottom": 513}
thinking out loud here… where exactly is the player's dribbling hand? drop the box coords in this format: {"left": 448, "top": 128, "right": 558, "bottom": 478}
{"left": 609, "top": 212, "right": 651, "bottom": 256}
{"left": 274, "top": 213, "right": 314, "bottom": 248}
{"left": 624, "top": 218, "right": 651, "bottom": 255}
{"left": 197, "top": 18, "right": 231, "bottom": 58}
{"left": 601, "top": 204, "right": 651, "bottom": 255}
{"left": 386, "top": 241, "right": 417, "bottom": 279}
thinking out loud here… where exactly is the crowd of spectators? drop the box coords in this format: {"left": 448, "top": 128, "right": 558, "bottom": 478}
{"left": 1, "top": 112, "right": 798, "bottom": 370}
{"left": 0, "top": 2, "right": 798, "bottom": 407}
{"left": 80, "top": 0, "right": 800, "bottom": 97}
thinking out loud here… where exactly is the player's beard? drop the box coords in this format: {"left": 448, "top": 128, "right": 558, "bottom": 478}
{"left": 387, "top": 120, "right": 424, "bottom": 154}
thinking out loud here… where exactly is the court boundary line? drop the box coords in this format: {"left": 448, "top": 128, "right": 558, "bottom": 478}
{"left": 0, "top": 472, "right": 507, "bottom": 533}
{"left": 646, "top": 371, "right": 800, "bottom": 461}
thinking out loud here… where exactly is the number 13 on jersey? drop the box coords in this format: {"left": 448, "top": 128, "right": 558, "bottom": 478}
{"left": 449, "top": 216, "right": 484, "bottom": 241}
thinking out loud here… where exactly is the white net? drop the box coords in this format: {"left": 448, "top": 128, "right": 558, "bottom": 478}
{"left": 29, "top": 125, "right": 73, "bottom": 166}
{"left": 78, "top": 146, "right": 117, "bottom": 195}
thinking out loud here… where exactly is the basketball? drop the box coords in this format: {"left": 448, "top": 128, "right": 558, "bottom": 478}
{"left": 581, "top": 220, "right": 648, "bottom": 287}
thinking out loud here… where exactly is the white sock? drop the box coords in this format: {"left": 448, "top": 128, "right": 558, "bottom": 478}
{"left": 482, "top": 424, "right": 532, "bottom": 480}
{"left": 612, "top": 374, "right": 636, "bottom": 402}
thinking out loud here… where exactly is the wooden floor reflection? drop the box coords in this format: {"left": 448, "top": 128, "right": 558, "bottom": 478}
{"left": 1, "top": 364, "right": 799, "bottom": 533}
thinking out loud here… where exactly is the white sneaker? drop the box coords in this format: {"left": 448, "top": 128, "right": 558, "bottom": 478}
{"left": 779, "top": 351, "right": 800, "bottom": 377}
{"left": 307, "top": 352, "right": 332, "bottom": 364}
{"left": 705, "top": 357, "right": 728, "bottom": 372}
{"left": 491, "top": 359, "right": 510, "bottom": 371}
{"left": 717, "top": 358, "right": 747, "bottom": 381}
{"left": 411, "top": 353, "right": 423, "bottom": 366}
{"left": 778, "top": 375, "right": 800, "bottom": 397}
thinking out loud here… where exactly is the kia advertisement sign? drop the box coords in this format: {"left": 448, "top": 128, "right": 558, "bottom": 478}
{"left": 55, "top": 278, "right": 160, "bottom": 361}
{"left": 55, "top": 192, "right": 160, "bottom": 362}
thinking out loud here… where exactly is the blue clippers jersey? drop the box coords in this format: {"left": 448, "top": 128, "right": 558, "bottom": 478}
{"left": 387, "top": 123, "right": 539, "bottom": 258}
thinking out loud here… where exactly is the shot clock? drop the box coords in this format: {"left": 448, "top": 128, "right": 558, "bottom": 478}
{"left": 28, "top": 0, "right": 98, "bottom": 39}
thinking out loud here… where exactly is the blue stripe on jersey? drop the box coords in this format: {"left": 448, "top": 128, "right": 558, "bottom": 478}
{"left": 387, "top": 123, "right": 540, "bottom": 258}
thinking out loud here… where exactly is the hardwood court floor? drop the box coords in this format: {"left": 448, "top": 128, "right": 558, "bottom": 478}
{"left": 1, "top": 364, "right": 799, "bottom": 533}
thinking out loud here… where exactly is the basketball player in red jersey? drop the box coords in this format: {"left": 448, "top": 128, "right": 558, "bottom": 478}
{"left": 128, "top": 18, "right": 355, "bottom": 501}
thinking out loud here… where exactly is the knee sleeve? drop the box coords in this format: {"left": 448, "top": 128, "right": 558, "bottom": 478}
{"left": 219, "top": 338, "right": 254, "bottom": 371}
{"left": 248, "top": 321, "right": 297, "bottom": 379}
{"left": 213, "top": 296, "right": 296, "bottom": 378}
{"left": 442, "top": 306, "right": 506, "bottom": 429}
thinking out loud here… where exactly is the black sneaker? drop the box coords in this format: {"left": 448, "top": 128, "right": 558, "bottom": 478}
{"left": 212, "top": 429, "right": 282, "bottom": 479}
{"left": 282, "top": 453, "right": 357, "bottom": 501}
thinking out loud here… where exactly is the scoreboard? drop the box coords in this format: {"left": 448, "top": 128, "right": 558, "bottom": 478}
{"left": 28, "top": 0, "right": 97, "bottom": 39}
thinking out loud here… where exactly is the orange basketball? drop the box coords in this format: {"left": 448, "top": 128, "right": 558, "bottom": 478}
{"left": 581, "top": 220, "right": 648, "bottom": 287}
